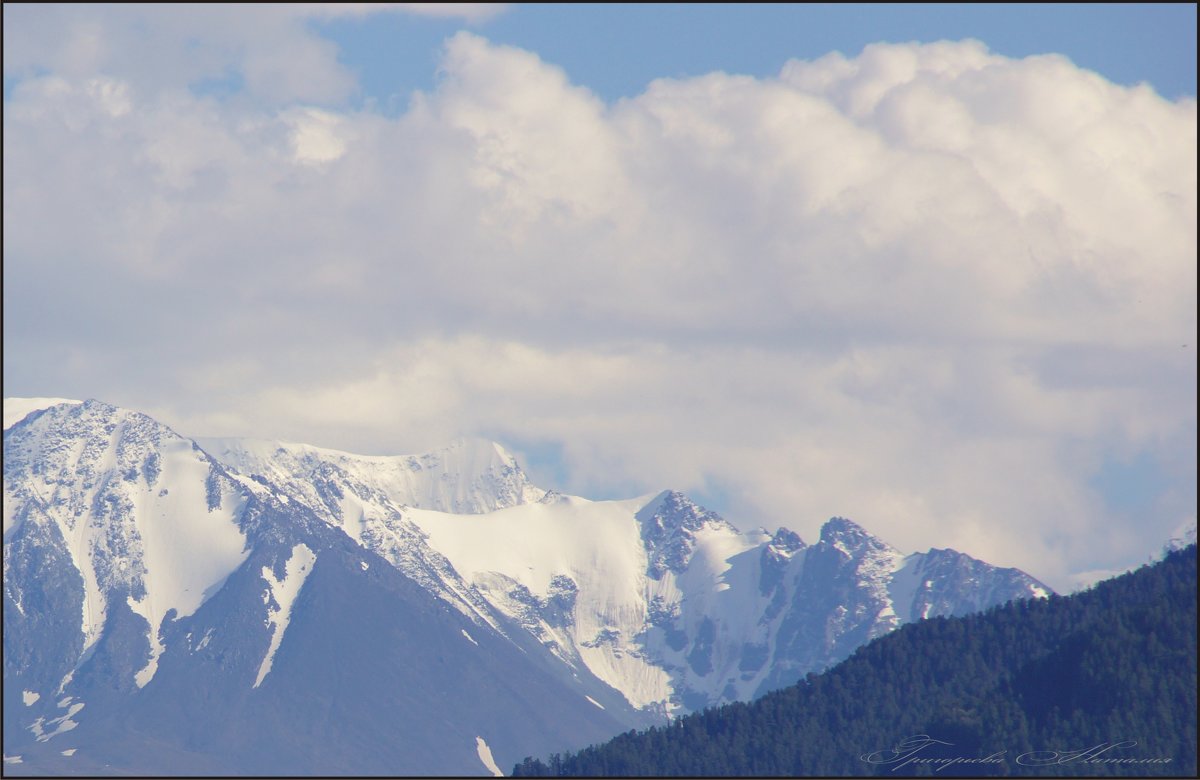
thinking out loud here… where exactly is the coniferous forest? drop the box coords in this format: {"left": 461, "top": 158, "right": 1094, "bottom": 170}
{"left": 512, "top": 546, "right": 1197, "bottom": 777}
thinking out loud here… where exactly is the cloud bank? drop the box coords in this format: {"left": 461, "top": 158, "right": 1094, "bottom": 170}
{"left": 3, "top": 18, "right": 1196, "bottom": 591}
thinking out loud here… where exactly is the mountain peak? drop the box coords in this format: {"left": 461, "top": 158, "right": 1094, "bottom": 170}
{"left": 819, "top": 516, "right": 869, "bottom": 543}
{"left": 816, "top": 517, "right": 894, "bottom": 560}
{"left": 408, "top": 437, "right": 545, "bottom": 512}
{"left": 767, "top": 527, "right": 806, "bottom": 556}
{"left": 3, "top": 397, "right": 255, "bottom": 669}
{"left": 637, "top": 491, "right": 728, "bottom": 531}
{"left": 636, "top": 491, "right": 735, "bottom": 579}
{"left": 3, "top": 397, "right": 85, "bottom": 430}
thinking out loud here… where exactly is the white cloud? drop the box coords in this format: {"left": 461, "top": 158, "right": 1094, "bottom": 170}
{"left": 283, "top": 107, "right": 351, "bottom": 163}
{"left": 3, "top": 21, "right": 1195, "bottom": 591}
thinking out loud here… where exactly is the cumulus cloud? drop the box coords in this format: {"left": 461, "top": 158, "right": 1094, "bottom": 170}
{"left": 3, "top": 19, "right": 1195, "bottom": 591}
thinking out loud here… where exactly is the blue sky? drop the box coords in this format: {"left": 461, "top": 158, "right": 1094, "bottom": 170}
{"left": 314, "top": 4, "right": 1197, "bottom": 111}
{"left": 3, "top": 4, "right": 1196, "bottom": 590}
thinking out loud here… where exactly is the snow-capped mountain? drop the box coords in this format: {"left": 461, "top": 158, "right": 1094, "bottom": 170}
{"left": 3, "top": 400, "right": 639, "bottom": 775}
{"left": 3, "top": 397, "right": 1052, "bottom": 774}
{"left": 199, "top": 431, "right": 1051, "bottom": 716}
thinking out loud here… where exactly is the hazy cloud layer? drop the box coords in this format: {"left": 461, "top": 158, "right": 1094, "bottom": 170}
{"left": 4, "top": 17, "right": 1196, "bottom": 590}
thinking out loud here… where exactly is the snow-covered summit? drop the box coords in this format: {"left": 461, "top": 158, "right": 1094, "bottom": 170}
{"left": 3, "top": 397, "right": 83, "bottom": 431}
{"left": 764, "top": 527, "right": 806, "bottom": 561}
{"left": 196, "top": 435, "right": 546, "bottom": 516}
{"left": 636, "top": 490, "right": 737, "bottom": 580}
{"left": 4, "top": 399, "right": 253, "bottom": 684}
{"left": 819, "top": 516, "right": 873, "bottom": 545}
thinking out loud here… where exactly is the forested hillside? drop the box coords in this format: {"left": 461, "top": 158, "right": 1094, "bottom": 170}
{"left": 513, "top": 546, "right": 1197, "bottom": 776}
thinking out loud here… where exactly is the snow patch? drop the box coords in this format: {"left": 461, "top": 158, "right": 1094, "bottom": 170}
{"left": 462, "top": 628, "right": 479, "bottom": 646}
{"left": 22, "top": 691, "right": 39, "bottom": 706}
{"left": 886, "top": 553, "right": 924, "bottom": 623}
{"left": 585, "top": 695, "right": 605, "bottom": 710}
{"left": 2, "top": 755, "right": 22, "bottom": 765}
{"left": 127, "top": 595, "right": 164, "bottom": 687}
{"left": 254, "top": 543, "right": 317, "bottom": 688}
{"left": 34, "top": 702, "right": 84, "bottom": 742}
{"left": 132, "top": 435, "right": 251, "bottom": 620}
{"left": 61, "top": 749, "right": 77, "bottom": 757}
{"left": 360, "top": 561, "right": 369, "bottom": 571}
{"left": 475, "top": 736, "right": 504, "bottom": 777}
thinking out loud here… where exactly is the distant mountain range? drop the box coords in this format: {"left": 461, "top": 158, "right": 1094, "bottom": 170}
{"left": 3, "top": 397, "right": 1050, "bottom": 775}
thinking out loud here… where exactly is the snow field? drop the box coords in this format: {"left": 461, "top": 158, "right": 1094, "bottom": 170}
{"left": 407, "top": 494, "right": 679, "bottom": 709}
{"left": 254, "top": 543, "right": 317, "bottom": 688}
